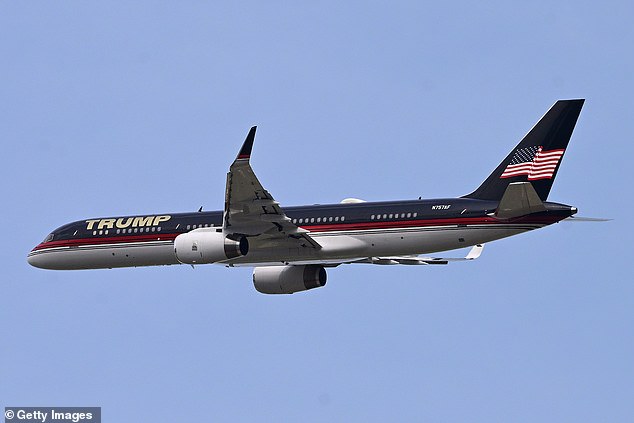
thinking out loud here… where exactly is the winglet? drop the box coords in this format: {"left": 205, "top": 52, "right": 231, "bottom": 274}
{"left": 465, "top": 244, "right": 484, "bottom": 260}
{"left": 236, "top": 126, "right": 257, "bottom": 161}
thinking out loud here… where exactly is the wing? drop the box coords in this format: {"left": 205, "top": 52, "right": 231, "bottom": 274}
{"left": 349, "top": 244, "right": 484, "bottom": 265}
{"left": 223, "top": 127, "right": 321, "bottom": 249}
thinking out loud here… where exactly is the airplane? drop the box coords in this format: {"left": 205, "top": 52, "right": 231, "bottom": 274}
{"left": 29, "top": 99, "right": 586, "bottom": 294}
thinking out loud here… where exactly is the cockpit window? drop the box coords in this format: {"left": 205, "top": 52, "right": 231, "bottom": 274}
{"left": 43, "top": 233, "right": 54, "bottom": 243}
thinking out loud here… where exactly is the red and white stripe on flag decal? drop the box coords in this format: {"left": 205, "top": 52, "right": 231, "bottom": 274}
{"left": 500, "top": 146, "right": 565, "bottom": 180}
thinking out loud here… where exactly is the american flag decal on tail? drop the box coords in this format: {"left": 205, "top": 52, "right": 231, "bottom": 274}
{"left": 500, "top": 146, "right": 565, "bottom": 180}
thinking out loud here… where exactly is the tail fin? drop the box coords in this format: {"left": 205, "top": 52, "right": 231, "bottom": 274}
{"left": 464, "top": 99, "right": 584, "bottom": 201}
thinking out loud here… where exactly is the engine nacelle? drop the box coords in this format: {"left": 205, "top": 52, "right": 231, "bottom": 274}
{"left": 174, "top": 229, "right": 248, "bottom": 264}
{"left": 253, "top": 265, "right": 327, "bottom": 294}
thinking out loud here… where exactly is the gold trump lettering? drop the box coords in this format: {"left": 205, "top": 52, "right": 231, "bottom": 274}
{"left": 86, "top": 215, "right": 171, "bottom": 230}
{"left": 116, "top": 217, "right": 134, "bottom": 228}
{"left": 132, "top": 216, "right": 154, "bottom": 227}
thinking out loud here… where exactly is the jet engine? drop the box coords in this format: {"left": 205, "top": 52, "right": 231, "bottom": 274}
{"left": 253, "top": 264, "right": 327, "bottom": 294}
{"left": 174, "top": 229, "right": 248, "bottom": 264}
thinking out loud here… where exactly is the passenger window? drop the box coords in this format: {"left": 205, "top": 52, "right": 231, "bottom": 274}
{"left": 341, "top": 216, "right": 345, "bottom": 222}
{"left": 317, "top": 217, "right": 321, "bottom": 223}
{"left": 407, "top": 213, "right": 411, "bottom": 218}
{"left": 413, "top": 212, "right": 418, "bottom": 217}
{"left": 329, "top": 217, "right": 333, "bottom": 222}
{"left": 382, "top": 214, "right": 387, "bottom": 219}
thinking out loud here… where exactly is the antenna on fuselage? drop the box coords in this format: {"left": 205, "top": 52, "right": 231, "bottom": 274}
{"left": 198, "top": 206, "right": 203, "bottom": 212}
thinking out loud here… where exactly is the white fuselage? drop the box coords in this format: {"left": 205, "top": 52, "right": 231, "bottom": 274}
{"left": 27, "top": 220, "right": 544, "bottom": 270}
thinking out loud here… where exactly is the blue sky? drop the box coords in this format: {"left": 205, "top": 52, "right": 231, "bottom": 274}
{"left": 1, "top": 1, "right": 632, "bottom": 421}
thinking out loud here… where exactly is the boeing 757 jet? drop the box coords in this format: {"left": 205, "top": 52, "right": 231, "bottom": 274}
{"left": 29, "top": 100, "right": 585, "bottom": 294}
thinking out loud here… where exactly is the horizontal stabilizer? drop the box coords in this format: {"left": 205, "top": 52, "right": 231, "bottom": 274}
{"left": 495, "top": 182, "right": 546, "bottom": 219}
{"left": 563, "top": 216, "right": 612, "bottom": 222}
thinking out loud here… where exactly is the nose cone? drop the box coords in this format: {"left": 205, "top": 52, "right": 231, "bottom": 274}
{"left": 28, "top": 244, "right": 58, "bottom": 269}
{"left": 28, "top": 247, "right": 48, "bottom": 269}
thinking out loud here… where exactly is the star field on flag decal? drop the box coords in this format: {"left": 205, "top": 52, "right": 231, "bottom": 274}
{"left": 500, "top": 145, "right": 565, "bottom": 180}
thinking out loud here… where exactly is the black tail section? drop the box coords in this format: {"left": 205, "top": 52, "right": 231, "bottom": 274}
{"left": 464, "top": 99, "right": 584, "bottom": 201}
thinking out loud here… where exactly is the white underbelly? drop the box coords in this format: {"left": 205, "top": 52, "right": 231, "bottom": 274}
{"left": 28, "top": 241, "right": 178, "bottom": 270}
{"left": 231, "top": 223, "right": 543, "bottom": 266}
